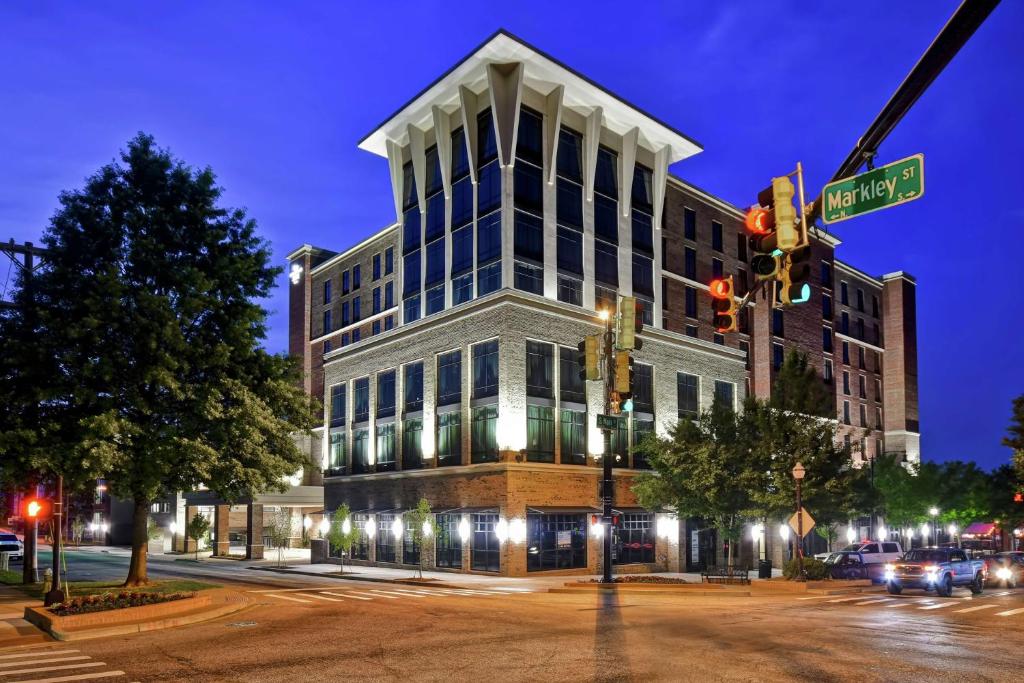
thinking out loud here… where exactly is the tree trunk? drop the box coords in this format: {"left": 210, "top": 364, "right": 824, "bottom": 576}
{"left": 123, "top": 499, "right": 149, "bottom": 587}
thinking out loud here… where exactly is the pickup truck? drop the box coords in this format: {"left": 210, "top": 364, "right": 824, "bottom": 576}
{"left": 884, "top": 547, "right": 987, "bottom": 597}
{"left": 815, "top": 540, "right": 904, "bottom": 564}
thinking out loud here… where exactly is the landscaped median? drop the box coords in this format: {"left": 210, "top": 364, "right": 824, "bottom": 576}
{"left": 17, "top": 580, "right": 248, "bottom": 642}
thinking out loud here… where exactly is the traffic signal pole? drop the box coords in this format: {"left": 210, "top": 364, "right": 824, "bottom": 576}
{"left": 601, "top": 313, "right": 615, "bottom": 584}
{"left": 44, "top": 475, "right": 64, "bottom": 606}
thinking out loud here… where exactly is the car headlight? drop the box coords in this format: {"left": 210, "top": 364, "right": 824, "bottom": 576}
{"left": 884, "top": 563, "right": 895, "bottom": 573}
{"left": 996, "top": 567, "right": 1012, "bottom": 581}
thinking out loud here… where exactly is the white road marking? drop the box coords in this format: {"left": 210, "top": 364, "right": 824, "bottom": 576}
{"left": 302, "top": 593, "right": 345, "bottom": 602}
{"left": 264, "top": 593, "right": 312, "bottom": 603}
{"left": 249, "top": 588, "right": 324, "bottom": 593}
{"left": 797, "top": 595, "right": 839, "bottom": 601}
{"left": 9, "top": 672, "right": 125, "bottom": 683}
{"left": 320, "top": 591, "right": 372, "bottom": 601}
{"left": 0, "top": 651, "right": 79, "bottom": 661}
{"left": 1, "top": 662, "right": 106, "bottom": 676}
{"left": 370, "top": 589, "right": 424, "bottom": 598}
{"left": 954, "top": 604, "right": 998, "bottom": 613}
{"left": 886, "top": 602, "right": 913, "bottom": 608}
{"left": 826, "top": 596, "right": 865, "bottom": 603}
{"left": 0, "top": 657, "right": 91, "bottom": 669}
{"left": 920, "top": 602, "right": 957, "bottom": 610}
{"left": 854, "top": 598, "right": 894, "bottom": 605}
{"left": 350, "top": 591, "right": 395, "bottom": 600}
{"left": 996, "top": 608, "right": 1024, "bottom": 617}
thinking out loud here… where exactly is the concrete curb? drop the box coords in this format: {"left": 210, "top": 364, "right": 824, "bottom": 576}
{"left": 548, "top": 587, "right": 752, "bottom": 597}
{"left": 249, "top": 566, "right": 475, "bottom": 589}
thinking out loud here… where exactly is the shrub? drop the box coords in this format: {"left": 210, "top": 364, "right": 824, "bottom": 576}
{"left": 49, "top": 591, "right": 193, "bottom": 616}
{"left": 783, "top": 557, "right": 829, "bottom": 580}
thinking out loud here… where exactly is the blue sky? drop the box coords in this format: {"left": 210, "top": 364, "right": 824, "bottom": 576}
{"left": 1, "top": 2, "right": 1021, "bottom": 470}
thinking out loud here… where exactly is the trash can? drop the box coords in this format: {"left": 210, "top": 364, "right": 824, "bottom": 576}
{"left": 758, "top": 559, "right": 773, "bottom": 579}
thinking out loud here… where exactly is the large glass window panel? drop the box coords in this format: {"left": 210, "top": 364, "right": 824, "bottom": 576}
{"left": 513, "top": 162, "right": 543, "bottom": 212}
{"left": 514, "top": 261, "right": 543, "bottom": 295}
{"left": 425, "top": 284, "right": 444, "bottom": 315}
{"left": 425, "top": 146, "right": 442, "bottom": 196}
{"left": 372, "top": 287, "right": 381, "bottom": 314}
{"left": 526, "top": 341, "right": 554, "bottom": 398}
{"left": 452, "top": 273, "right": 473, "bottom": 306}
{"left": 526, "top": 405, "right": 555, "bottom": 463}
{"left": 402, "top": 162, "right": 416, "bottom": 209}
{"left": 632, "top": 211, "right": 653, "bottom": 255}
{"left": 685, "top": 286, "right": 697, "bottom": 319}
{"left": 375, "top": 423, "right": 395, "bottom": 472}
{"left": 436, "top": 411, "right": 462, "bottom": 466}
{"left": 684, "top": 207, "right": 696, "bottom": 240}
{"left": 514, "top": 211, "right": 543, "bottom": 263}
{"left": 402, "top": 519, "right": 420, "bottom": 565}
{"left": 557, "top": 226, "right": 583, "bottom": 275}
{"left": 329, "top": 384, "right": 346, "bottom": 427}
{"left": 451, "top": 127, "right": 469, "bottom": 180}
{"left": 425, "top": 239, "right": 445, "bottom": 288}
{"left": 403, "top": 362, "right": 423, "bottom": 413}
{"left": 477, "top": 109, "right": 497, "bottom": 167}
{"left": 610, "top": 416, "right": 629, "bottom": 467}
{"left": 403, "top": 206, "right": 420, "bottom": 255}
{"left": 472, "top": 340, "right": 499, "bottom": 399}
{"left": 471, "top": 406, "right": 498, "bottom": 463}
{"left": 557, "top": 276, "right": 582, "bottom": 306}
{"left": 451, "top": 176, "right": 473, "bottom": 229}
{"left": 385, "top": 247, "right": 394, "bottom": 275}
{"left": 477, "top": 261, "right": 501, "bottom": 296}
{"left": 376, "top": 370, "right": 396, "bottom": 419}
{"left": 352, "top": 297, "right": 361, "bottom": 322}
{"left": 595, "top": 148, "right": 617, "bottom": 197}
{"left": 559, "top": 347, "right": 586, "bottom": 404}
{"left": 714, "top": 380, "right": 735, "bottom": 409}
{"left": 434, "top": 514, "right": 462, "bottom": 569}
{"left": 595, "top": 285, "right": 617, "bottom": 314}
{"left": 677, "top": 373, "right": 699, "bottom": 419}
{"left": 632, "top": 254, "right": 654, "bottom": 297}
{"left": 437, "top": 350, "right": 462, "bottom": 406}
{"left": 633, "top": 364, "right": 653, "bottom": 413}
{"left": 594, "top": 195, "right": 619, "bottom": 243}
{"left": 385, "top": 281, "right": 393, "bottom": 309}
{"left": 556, "top": 180, "right": 583, "bottom": 229}
{"left": 595, "top": 239, "right": 619, "bottom": 287}
{"left": 559, "top": 409, "right": 587, "bottom": 465}
{"left": 516, "top": 107, "right": 543, "bottom": 164}
{"left": 403, "top": 295, "right": 420, "bottom": 324}
{"left": 632, "top": 166, "right": 653, "bottom": 213}
{"left": 452, "top": 227, "right": 475, "bottom": 274}
{"left": 403, "top": 250, "right": 421, "bottom": 297}
{"left": 425, "top": 193, "right": 445, "bottom": 243}
{"left": 354, "top": 378, "right": 369, "bottom": 423}
{"left": 350, "top": 514, "right": 369, "bottom": 560}
{"left": 527, "top": 514, "right": 586, "bottom": 571}
{"left": 376, "top": 513, "right": 396, "bottom": 563}
{"left": 614, "top": 513, "right": 654, "bottom": 564}
{"left": 477, "top": 161, "right": 501, "bottom": 216}
{"left": 631, "top": 418, "right": 654, "bottom": 469}
{"left": 472, "top": 513, "right": 500, "bottom": 571}
{"left": 352, "top": 428, "right": 369, "bottom": 474}
{"left": 341, "top": 301, "right": 350, "bottom": 326}
{"left": 556, "top": 128, "right": 583, "bottom": 181}
{"left": 477, "top": 211, "right": 501, "bottom": 265}
{"left": 685, "top": 247, "right": 696, "bottom": 280}
{"left": 327, "top": 427, "right": 347, "bottom": 475}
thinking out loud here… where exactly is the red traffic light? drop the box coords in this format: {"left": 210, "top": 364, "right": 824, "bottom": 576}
{"left": 709, "top": 279, "right": 732, "bottom": 299}
{"left": 1014, "top": 492, "right": 1023, "bottom": 503}
{"left": 745, "top": 207, "right": 774, "bottom": 234}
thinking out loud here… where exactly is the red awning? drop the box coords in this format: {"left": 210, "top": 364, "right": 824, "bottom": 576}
{"left": 963, "top": 522, "right": 996, "bottom": 535}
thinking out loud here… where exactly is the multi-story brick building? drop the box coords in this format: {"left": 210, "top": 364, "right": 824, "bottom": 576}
{"left": 287, "top": 30, "right": 919, "bottom": 576}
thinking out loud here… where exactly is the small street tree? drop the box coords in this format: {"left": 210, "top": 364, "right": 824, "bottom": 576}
{"left": 267, "top": 511, "right": 293, "bottom": 568}
{"left": 186, "top": 514, "right": 211, "bottom": 561}
{"left": 325, "top": 503, "right": 358, "bottom": 574}
{"left": 403, "top": 498, "right": 433, "bottom": 579}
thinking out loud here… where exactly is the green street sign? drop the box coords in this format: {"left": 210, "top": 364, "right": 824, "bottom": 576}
{"left": 821, "top": 154, "right": 924, "bottom": 225}
{"left": 596, "top": 414, "right": 619, "bottom": 430}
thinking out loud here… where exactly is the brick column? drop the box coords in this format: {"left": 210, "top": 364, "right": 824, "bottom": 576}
{"left": 183, "top": 506, "right": 198, "bottom": 555}
{"left": 213, "top": 505, "right": 230, "bottom": 556}
{"left": 246, "top": 504, "right": 264, "bottom": 560}
{"left": 460, "top": 513, "right": 472, "bottom": 572}
{"left": 501, "top": 502, "right": 527, "bottom": 576}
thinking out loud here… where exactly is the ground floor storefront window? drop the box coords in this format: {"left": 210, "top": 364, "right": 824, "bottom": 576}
{"left": 435, "top": 514, "right": 462, "bottom": 569}
{"left": 472, "top": 513, "right": 500, "bottom": 572}
{"left": 351, "top": 514, "right": 369, "bottom": 560}
{"left": 614, "top": 513, "right": 654, "bottom": 564}
{"left": 376, "top": 513, "right": 396, "bottom": 563}
{"left": 526, "top": 514, "right": 586, "bottom": 572}
{"left": 403, "top": 520, "right": 420, "bottom": 565}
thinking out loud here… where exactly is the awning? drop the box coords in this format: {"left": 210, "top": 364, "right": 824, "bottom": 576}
{"left": 963, "top": 522, "right": 996, "bottom": 535}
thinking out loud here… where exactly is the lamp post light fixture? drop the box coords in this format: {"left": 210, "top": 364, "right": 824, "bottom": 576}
{"left": 948, "top": 523, "right": 958, "bottom": 548}
{"left": 318, "top": 518, "right": 330, "bottom": 536}
{"left": 421, "top": 520, "right": 433, "bottom": 538}
{"left": 508, "top": 518, "right": 526, "bottom": 544}
{"left": 494, "top": 518, "right": 509, "bottom": 544}
{"left": 846, "top": 524, "right": 856, "bottom": 545}
{"left": 458, "top": 518, "right": 471, "bottom": 544}
{"left": 341, "top": 518, "right": 351, "bottom": 535}
{"left": 877, "top": 524, "right": 887, "bottom": 542}
{"left": 390, "top": 517, "right": 403, "bottom": 540}
{"left": 302, "top": 516, "right": 312, "bottom": 531}
{"left": 929, "top": 507, "right": 939, "bottom": 544}
{"left": 365, "top": 518, "right": 376, "bottom": 540}
{"left": 791, "top": 462, "right": 806, "bottom": 581}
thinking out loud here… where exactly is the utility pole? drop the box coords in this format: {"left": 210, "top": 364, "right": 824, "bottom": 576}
{"left": 601, "top": 311, "right": 615, "bottom": 584}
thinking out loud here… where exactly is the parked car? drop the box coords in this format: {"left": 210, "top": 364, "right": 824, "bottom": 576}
{"left": 0, "top": 532, "right": 24, "bottom": 562}
{"left": 884, "top": 547, "right": 987, "bottom": 597}
{"left": 815, "top": 541, "right": 903, "bottom": 564}
{"left": 823, "top": 551, "right": 888, "bottom": 582}
{"left": 982, "top": 552, "right": 1024, "bottom": 588}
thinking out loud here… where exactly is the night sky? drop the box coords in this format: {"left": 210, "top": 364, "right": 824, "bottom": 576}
{"left": 2, "top": 2, "right": 1021, "bottom": 470}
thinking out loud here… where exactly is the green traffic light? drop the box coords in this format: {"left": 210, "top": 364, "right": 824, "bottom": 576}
{"left": 792, "top": 283, "right": 811, "bottom": 303}
{"left": 622, "top": 399, "right": 634, "bottom": 412}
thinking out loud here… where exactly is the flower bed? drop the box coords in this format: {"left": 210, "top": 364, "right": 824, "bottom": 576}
{"left": 587, "top": 575, "right": 691, "bottom": 584}
{"left": 50, "top": 591, "right": 194, "bottom": 616}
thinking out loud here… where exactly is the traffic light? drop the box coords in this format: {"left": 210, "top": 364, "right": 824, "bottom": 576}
{"left": 24, "top": 498, "right": 50, "bottom": 521}
{"left": 769, "top": 176, "right": 799, "bottom": 251}
{"left": 577, "top": 334, "right": 600, "bottom": 381}
{"left": 616, "top": 297, "right": 644, "bottom": 351}
{"left": 709, "top": 276, "right": 738, "bottom": 332}
{"left": 614, "top": 350, "right": 634, "bottom": 398}
{"left": 778, "top": 246, "right": 812, "bottom": 305}
{"left": 609, "top": 390, "right": 622, "bottom": 415}
{"left": 1015, "top": 492, "right": 1023, "bottom": 503}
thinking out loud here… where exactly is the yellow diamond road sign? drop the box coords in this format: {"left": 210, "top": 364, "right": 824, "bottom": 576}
{"left": 788, "top": 509, "right": 815, "bottom": 538}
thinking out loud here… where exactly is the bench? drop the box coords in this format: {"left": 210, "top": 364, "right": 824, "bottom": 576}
{"left": 700, "top": 566, "right": 751, "bottom": 585}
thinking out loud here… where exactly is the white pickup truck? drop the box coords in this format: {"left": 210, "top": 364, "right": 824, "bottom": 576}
{"left": 815, "top": 540, "right": 903, "bottom": 564}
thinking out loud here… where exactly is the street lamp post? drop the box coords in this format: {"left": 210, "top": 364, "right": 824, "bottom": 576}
{"left": 792, "top": 462, "right": 806, "bottom": 581}
{"left": 929, "top": 507, "right": 939, "bottom": 546}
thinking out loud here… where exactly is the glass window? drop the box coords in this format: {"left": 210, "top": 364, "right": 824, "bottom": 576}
{"left": 385, "top": 281, "right": 393, "bottom": 309}
{"left": 513, "top": 161, "right": 543, "bottom": 212}
{"left": 633, "top": 363, "right": 653, "bottom": 413}
{"left": 714, "top": 380, "right": 734, "bottom": 409}
{"left": 372, "top": 253, "right": 381, "bottom": 281}
{"left": 843, "top": 401, "right": 851, "bottom": 425}
{"left": 323, "top": 279, "right": 332, "bottom": 304}
{"left": 341, "top": 301, "right": 350, "bottom": 326}
{"left": 322, "top": 310, "right": 332, "bottom": 335}
{"left": 329, "top": 384, "right": 346, "bottom": 427}
{"left": 858, "top": 346, "right": 866, "bottom": 369}
{"left": 823, "top": 294, "right": 833, "bottom": 320}
{"left": 685, "top": 286, "right": 697, "bottom": 319}
{"left": 677, "top": 373, "right": 699, "bottom": 419}
{"left": 559, "top": 409, "right": 587, "bottom": 465}
{"left": 824, "top": 359, "right": 834, "bottom": 383}
{"left": 477, "top": 212, "right": 501, "bottom": 265}
{"left": 595, "top": 239, "right": 618, "bottom": 286}
{"left": 632, "top": 212, "right": 653, "bottom": 255}
{"left": 478, "top": 109, "right": 496, "bottom": 166}
{"left": 452, "top": 225, "right": 473, "bottom": 276}
{"left": 773, "top": 308, "right": 785, "bottom": 337}
{"left": 821, "top": 262, "right": 833, "bottom": 287}
{"left": 376, "top": 370, "right": 396, "bottom": 419}
{"left": 684, "top": 247, "right": 696, "bottom": 280}
{"left": 425, "top": 145, "right": 442, "bottom": 197}
{"left": 860, "top": 403, "right": 867, "bottom": 427}
{"left": 872, "top": 295, "right": 880, "bottom": 318}
{"left": 737, "top": 232, "right": 748, "bottom": 263}
{"left": 375, "top": 513, "right": 396, "bottom": 563}
{"left": 842, "top": 341, "right": 850, "bottom": 364}
{"left": 477, "top": 261, "right": 501, "bottom": 296}
{"left": 514, "top": 261, "right": 544, "bottom": 295}
{"left": 472, "top": 513, "right": 500, "bottom": 572}
{"left": 402, "top": 161, "right": 417, "bottom": 209}
{"left": 372, "top": 287, "right": 381, "bottom": 314}
{"left": 823, "top": 327, "right": 833, "bottom": 353}
{"left": 452, "top": 273, "right": 473, "bottom": 306}
{"left": 632, "top": 254, "right": 653, "bottom": 297}
{"left": 559, "top": 347, "right": 586, "bottom": 404}
{"left": 403, "top": 250, "right": 421, "bottom": 297}
{"left": 403, "top": 518, "right": 421, "bottom": 565}
{"left": 773, "top": 343, "right": 784, "bottom": 370}
{"left": 595, "top": 148, "right": 617, "bottom": 197}
{"left": 514, "top": 211, "right": 543, "bottom": 263}
{"left": 354, "top": 378, "right": 369, "bottom": 423}
{"left": 352, "top": 297, "right": 361, "bottom": 322}
{"left": 385, "top": 247, "right": 394, "bottom": 275}
{"left": 841, "top": 282, "right": 849, "bottom": 305}
{"left": 632, "top": 418, "right": 654, "bottom": 469}
{"left": 615, "top": 513, "right": 654, "bottom": 564}
{"left": 684, "top": 207, "right": 696, "bottom": 240}
{"left": 434, "top": 513, "right": 463, "bottom": 569}
{"left": 712, "top": 258, "right": 723, "bottom": 279}
{"left": 526, "top": 341, "right": 554, "bottom": 398}
{"left": 352, "top": 327, "right": 360, "bottom": 343}
{"left": 527, "top": 514, "right": 587, "bottom": 572}
{"left": 556, "top": 180, "right": 583, "bottom": 229}
{"left": 437, "top": 350, "right": 462, "bottom": 406}
{"left": 472, "top": 340, "right": 499, "bottom": 399}
{"left": 526, "top": 405, "right": 555, "bottom": 462}
{"left": 425, "top": 284, "right": 444, "bottom": 315}
{"left": 477, "top": 160, "right": 501, "bottom": 216}
{"left": 595, "top": 285, "right": 617, "bottom": 314}
{"left": 375, "top": 423, "right": 395, "bottom": 472}
{"left": 371, "top": 320, "right": 381, "bottom": 336}
{"left": 594, "top": 195, "right": 618, "bottom": 243}
{"left": 451, "top": 126, "right": 469, "bottom": 180}
{"left": 632, "top": 165, "right": 653, "bottom": 213}
{"left": 404, "top": 295, "right": 420, "bottom": 324}
{"left": 452, "top": 176, "right": 473, "bottom": 229}
{"left": 685, "top": 325, "right": 698, "bottom": 338}
{"left": 557, "top": 226, "right": 583, "bottom": 275}
{"left": 342, "top": 270, "right": 350, "bottom": 294}
{"left": 352, "top": 264, "right": 361, "bottom": 290}
{"left": 352, "top": 428, "right": 369, "bottom": 474}
{"left": 557, "top": 276, "right": 582, "bottom": 306}
{"left": 711, "top": 221, "right": 723, "bottom": 252}
{"left": 436, "top": 412, "right": 462, "bottom": 467}
{"left": 327, "top": 427, "right": 346, "bottom": 475}
{"left": 517, "top": 107, "right": 543, "bottom": 163}
{"left": 472, "top": 405, "right": 499, "bottom": 463}
{"left": 856, "top": 288, "right": 864, "bottom": 311}
{"left": 403, "top": 362, "right": 423, "bottom": 414}
{"left": 556, "top": 127, "right": 582, "bottom": 181}
{"left": 425, "top": 238, "right": 445, "bottom": 288}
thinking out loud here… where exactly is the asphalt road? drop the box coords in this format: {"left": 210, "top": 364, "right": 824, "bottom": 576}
{"left": 8, "top": 553, "right": 1022, "bottom": 683}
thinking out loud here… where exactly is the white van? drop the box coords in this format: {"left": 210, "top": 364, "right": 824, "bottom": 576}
{"left": 816, "top": 541, "right": 903, "bottom": 564}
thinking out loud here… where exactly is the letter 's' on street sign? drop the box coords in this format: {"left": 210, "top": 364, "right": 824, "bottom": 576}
{"left": 788, "top": 508, "right": 816, "bottom": 538}
{"left": 822, "top": 154, "right": 924, "bottom": 224}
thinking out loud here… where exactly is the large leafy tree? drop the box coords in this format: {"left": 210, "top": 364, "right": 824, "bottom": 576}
{"left": 1004, "top": 394, "right": 1024, "bottom": 480}
{"left": 10, "top": 134, "right": 317, "bottom": 585}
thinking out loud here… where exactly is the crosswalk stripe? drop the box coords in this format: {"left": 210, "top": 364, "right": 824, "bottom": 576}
{"left": 320, "top": 591, "right": 372, "bottom": 601}
{"left": 371, "top": 589, "right": 424, "bottom": 598}
{"left": 0, "top": 657, "right": 91, "bottom": 669}
{"left": 0, "top": 652, "right": 79, "bottom": 661}
{"left": 996, "top": 608, "right": 1024, "bottom": 617}
{"left": 855, "top": 598, "right": 894, "bottom": 606}
{"left": 826, "top": 596, "right": 864, "bottom": 603}
{"left": 264, "top": 593, "right": 312, "bottom": 603}
{"left": 303, "top": 593, "right": 345, "bottom": 602}
{"left": 350, "top": 591, "right": 395, "bottom": 600}
{"left": 886, "top": 602, "right": 913, "bottom": 608}
{"left": 0, "top": 662, "right": 106, "bottom": 676}
{"left": 920, "top": 602, "right": 957, "bottom": 610}
{"left": 797, "top": 595, "right": 839, "bottom": 601}
{"left": 9, "top": 672, "right": 124, "bottom": 683}
{"left": 955, "top": 604, "right": 998, "bottom": 613}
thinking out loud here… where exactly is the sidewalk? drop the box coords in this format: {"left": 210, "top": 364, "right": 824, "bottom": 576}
{"left": 0, "top": 585, "right": 50, "bottom": 649}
